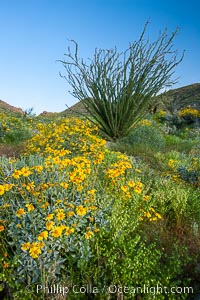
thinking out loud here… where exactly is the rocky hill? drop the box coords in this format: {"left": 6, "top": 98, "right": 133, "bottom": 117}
{"left": 63, "top": 83, "right": 200, "bottom": 116}
{"left": 1, "top": 83, "right": 200, "bottom": 117}
{"left": 157, "top": 83, "right": 200, "bottom": 113}
{"left": 0, "top": 99, "right": 24, "bottom": 115}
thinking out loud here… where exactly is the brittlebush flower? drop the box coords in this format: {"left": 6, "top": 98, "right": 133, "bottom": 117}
{"left": 51, "top": 226, "right": 63, "bottom": 238}
{"left": 3, "top": 262, "right": 9, "bottom": 268}
{"left": 134, "top": 182, "right": 143, "bottom": 194}
{"left": 34, "top": 165, "right": 43, "bottom": 173}
{"left": 38, "top": 231, "right": 48, "bottom": 241}
{"left": 12, "top": 170, "right": 22, "bottom": 179}
{"left": 16, "top": 208, "right": 26, "bottom": 217}
{"left": 87, "top": 189, "right": 96, "bottom": 195}
{"left": 0, "top": 185, "right": 5, "bottom": 195}
{"left": 127, "top": 180, "right": 135, "bottom": 188}
{"left": 76, "top": 205, "right": 87, "bottom": 216}
{"left": 20, "top": 167, "right": 32, "bottom": 177}
{"left": 41, "top": 202, "right": 49, "bottom": 209}
{"left": 0, "top": 225, "right": 5, "bottom": 231}
{"left": 143, "top": 195, "right": 150, "bottom": 201}
{"left": 26, "top": 203, "right": 34, "bottom": 212}
{"left": 85, "top": 231, "right": 94, "bottom": 239}
{"left": 89, "top": 205, "right": 97, "bottom": 210}
{"left": 26, "top": 182, "right": 35, "bottom": 191}
{"left": 46, "top": 214, "right": 54, "bottom": 220}
{"left": 155, "top": 212, "right": 162, "bottom": 219}
{"left": 121, "top": 185, "right": 129, "bottom": 193}
{"left": 57, "top": 212, "right": 65, "bottom": 221}
{"left": 67, "top": 211, "right": 75, "bottom": 217}
{"left": 21, "top": 242, "right": 31, "bottom": 251}
{"left": 29, "top": 246, "right": 42, "bottom": 259}
{"left": 60, "top": 182, "right": 69, "bottom": 189}
{"left": 65, "top": 226, "right": 75, "bottom": 236}
{"left": 46, "top": 221, "right": 55, "bottom": 231}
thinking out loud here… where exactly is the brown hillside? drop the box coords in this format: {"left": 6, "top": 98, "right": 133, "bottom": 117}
{"left": 0, "top": 99, "right": 24, "bottom": 114}
{"left": 60, "top": 100, "right": 88, "bottom": 117}
{"left": 62, "top": 83, "right": 200, "bottom": 116}
{"left": 161, "top": 83, "right": 200, "bottom": 107}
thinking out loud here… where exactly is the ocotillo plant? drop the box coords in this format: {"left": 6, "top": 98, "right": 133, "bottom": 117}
{"left": 60, "top": 22, "right": 184, "bottom": 141}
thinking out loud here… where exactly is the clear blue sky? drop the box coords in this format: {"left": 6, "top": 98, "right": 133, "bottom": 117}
{"left": 0, "top": 0, "right": 200, "bottom": 115}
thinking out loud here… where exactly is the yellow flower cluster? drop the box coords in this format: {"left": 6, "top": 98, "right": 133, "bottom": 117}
{"left": 157, "top": 110, "right": 167, "bottom": 117}
{"left": 27, "top": 117, "right": 106, "bottom": 160}
{"left": 0, "top": 184, "right": 13, "bottom": 195}
{"left": 1, "top": 116, "right": 161, "bottom": 263}
{"left": 21, "top": 241, "right": 45, "bottom": 259}
{"left": 139, "top": 119, "right": 152, "bottom": 126}
{"left": 139, "top": 208, "right": 162, "bottom": 222}
{"left": 105, "top": 155, "right": 132, "bottom": 181}
{"left": 178, "top": 107, "right": 200, "bottom": 118}
{"left": 167, "top": 159, "right": 177, "bottom": 168}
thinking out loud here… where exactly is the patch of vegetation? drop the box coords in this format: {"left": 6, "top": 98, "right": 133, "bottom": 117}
{"left": 0, "top": 109, "right": 199, "bottom": 299}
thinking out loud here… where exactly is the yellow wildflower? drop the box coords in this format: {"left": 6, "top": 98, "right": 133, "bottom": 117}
{"left": 65, "top": 226, "right": 75, "bottom": 236}
{"left": 143, "top": 195, "right": 150, "bottom": 201}
{"left": 121, "top": 185, "right": 129, "bottom": 193}
{"left": 29, "top": 246, "right": 42, "bottom": 259}
{"left": 26, "top": 182, "right": 35, "bottom": 191}
{"left": 85, "top": 231, "right": 94, "bottom": 239}
{"left": 3, "top": 262, "right": 9, "bottom": 268}
{"left": 16, "top": 208, "right": 26, "bottom": 217}
{"left": 60, "top": 182, "right": 69, "bottom": 189}
{"left": 90, "top": 206, "right": 97, "bottom": 210}
{"left": 69, "top": 204, "right": 75, "bottom": 208}
{"left": 38, "top": 231, "right": 48, "bottom": 241}
{"left": 12, "top": 169, "right": 22, "bottom": 179}
{"left": 57, "top": 212, "right": 65, "bottom": 221}
{"left": 155, "top": 212, "right": 162, "bottom": 219}
{"left": 76, "top": 205, "right": 87, "bottom": 216}
{"left": 51, "top": 226, "right": 63, "bottom": 238}
{"left": 45, "top": 213, "right": 54, "bottom": 220}
{"left": 46, "top": 221, "right": 55, "bottom": 231}
{"left": 0, "top": 225, "right": 5, "bottom": 231}
{"left": 128, "top": 180, "right": 135, "bottom": 187}
{"left": 0, "top": 185, "right": 5, "bottom": 196}
{"left": 20, "top": 167, "right": 32, "bottom": 177}
{"left": 25, "top": 203, "right": 34, "bottom": 212}
{"left": 67, "top": 211, "right": 75, "bottom": 217}
{"left": 135, "top": 168, "right": 142, "bottom": 173}
{"left": 21, "top": 242, "right": 31, "bottom": 251}
{"left": 87, "top": 189, "right": 96, "bottom": 195}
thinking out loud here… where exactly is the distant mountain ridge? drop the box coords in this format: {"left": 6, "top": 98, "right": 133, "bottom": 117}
{"left": 0, "top": 99, "right": 24, "bottom": 114}
{"left": 159, "top": 83, "right": 200, "bottom": 110}
{"left": 164, "top": 83, "right": 200, "bottom": 103}
{"left": 62, "top": 83, "right": 200, "bottom": 116}
{"left": 1, "top": 83, "right": 200, "bottom": 116}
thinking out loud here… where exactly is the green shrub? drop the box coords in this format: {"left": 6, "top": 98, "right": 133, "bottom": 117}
{"left": 3, "top": 128, "right": 32, "bottom": 144}
{"left": 122, "top": 125, "right": 166, "bottom": 152}
{"left": 177, "top": 166, "right": 200, "bottom": 187}
{"left": 164, "top": 135, "right": 198, "bottom": 153}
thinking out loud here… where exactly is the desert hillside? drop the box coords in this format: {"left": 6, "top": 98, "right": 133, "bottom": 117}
{"left": 1, "top": 83, "right": 200, "bottom": 116}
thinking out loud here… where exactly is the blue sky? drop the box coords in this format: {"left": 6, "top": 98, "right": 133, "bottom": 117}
{"left": 0, "top": 0, "right": 199, "bottom": 115}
